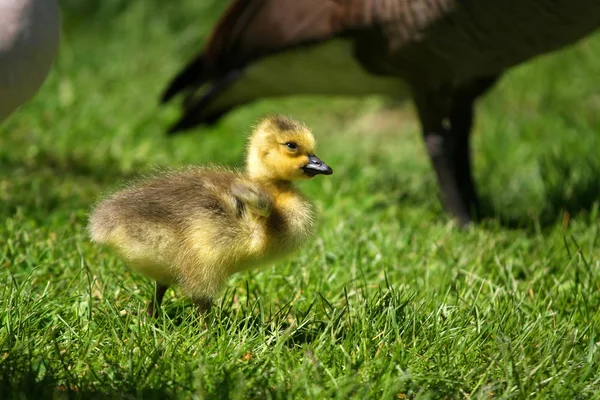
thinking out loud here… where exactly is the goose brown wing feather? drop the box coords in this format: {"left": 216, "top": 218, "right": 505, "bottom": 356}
{"left": 202, "top": 0, "right": 457, "bottom": 67}
{"left": 162, "top": 0, "right": 429, "bottom": 101}
{"left": 204, "top": 0, "right": 348, "bottom": 68}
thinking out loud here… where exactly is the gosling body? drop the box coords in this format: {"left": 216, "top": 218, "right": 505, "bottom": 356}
{"left": 89, "top": 116, "right": 332, "bottom": 315}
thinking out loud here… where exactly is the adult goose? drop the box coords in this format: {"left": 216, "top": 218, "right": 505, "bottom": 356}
{"left": 161, "top": 0, "right": 600, "bottom": 226}
{"left": 0, "top": 0, "right": 60, "bottom": 122}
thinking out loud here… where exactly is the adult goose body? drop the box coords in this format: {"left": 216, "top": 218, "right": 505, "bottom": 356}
{"left": 162, "top": 0, "right": 600, "bottom": 226}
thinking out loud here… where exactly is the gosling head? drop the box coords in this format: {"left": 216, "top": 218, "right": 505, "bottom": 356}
{"left": 246, "top": 115, "right": 333, "bottom": 182}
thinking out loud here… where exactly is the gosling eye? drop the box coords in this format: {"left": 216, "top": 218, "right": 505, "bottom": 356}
{"left": 285, "top": 142, "right": 298, "bottom": 151}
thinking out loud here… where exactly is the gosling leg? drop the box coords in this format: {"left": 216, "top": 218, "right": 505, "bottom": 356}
{"left": 193, "top": 297, "right": 212, "bottom": 315}
{"left": 147, "top": 282, "right": 169, "bottom": 317}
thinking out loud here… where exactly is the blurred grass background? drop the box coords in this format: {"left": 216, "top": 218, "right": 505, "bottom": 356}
{"left": 1, "top": 1, "right": 599, "bottom": 398}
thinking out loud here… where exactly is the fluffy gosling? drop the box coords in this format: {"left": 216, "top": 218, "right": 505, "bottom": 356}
{"left": 88, "top": 115, "right": 332, "bottom": 316}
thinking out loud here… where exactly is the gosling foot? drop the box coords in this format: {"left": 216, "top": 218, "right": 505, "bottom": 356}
{"left": 146, "top": 283, "right": 169, "bottom": 318}
{"left": 194, "top": 297, "right": 212, "bottom": 315}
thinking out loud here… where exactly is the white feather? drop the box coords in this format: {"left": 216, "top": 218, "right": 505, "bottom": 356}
{"left": 0, "top": 0, "right": 60, "bottom": 121}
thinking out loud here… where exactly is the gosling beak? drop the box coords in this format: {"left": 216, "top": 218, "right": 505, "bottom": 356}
{"left": 302, "top": 154, "right": 333, "bottom": 177}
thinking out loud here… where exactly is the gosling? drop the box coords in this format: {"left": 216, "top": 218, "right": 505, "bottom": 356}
{"left": 88, "top": 115, "right": 332, "bottom": 316}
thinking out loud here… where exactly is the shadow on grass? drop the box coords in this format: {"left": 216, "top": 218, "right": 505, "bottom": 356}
{"left": 199, "top": 282, "right": 411, "bottom": 349}
{"left": 0, "top": 146, "right": 140, "bottom": 184}
{"left": 158, "top": 298, "right": 325, "bottom": 348}
{"left": 364, "top": 153, "right": 600, "bottom": 232}
{"left": 207, "top": 289, "right": 326, "bottom": 348}
{"left": 0, "top": 361, "right": 173, "bottom": 400}
{"left": 0, "top": 149, "right": 141, "bottom": 221}
{"left": 478, "top": 152, "right": 600, "bottom": 231}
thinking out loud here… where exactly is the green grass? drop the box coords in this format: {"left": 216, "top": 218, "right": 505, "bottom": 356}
{"left": 1, "top": 1, "right": 600, "bottom": 398}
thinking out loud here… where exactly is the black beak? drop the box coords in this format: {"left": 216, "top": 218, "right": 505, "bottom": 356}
{"left": 302, "top": 155, "right": 333, "bottom": 177}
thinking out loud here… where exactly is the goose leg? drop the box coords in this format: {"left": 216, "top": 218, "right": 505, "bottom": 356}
{"left": 414, "top": 78, "right": 497, "bottom": 226}
{"left": 451, "top": 76, "right": 500, "bottom": 221}
{"left": 147, "top": 282, "right": 169, "bottom": 317}
{"left": 448, "top": 94, "right": 479, "bottom": 221}
{"left": 417, "top": 105, "right": 473, "bottom": 225}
